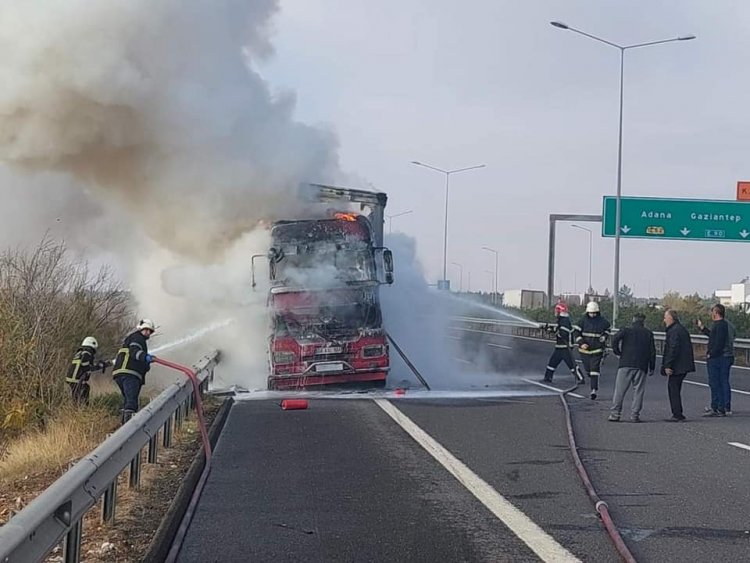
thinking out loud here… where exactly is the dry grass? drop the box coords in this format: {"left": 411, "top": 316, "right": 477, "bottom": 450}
{"left": 0, "top": 400, "right": 120, "bottom": 483}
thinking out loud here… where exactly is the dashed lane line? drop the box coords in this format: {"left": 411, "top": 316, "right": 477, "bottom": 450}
{"left": 728, "top": 442, "right": 750, "bottom": 452}
{"left": 374, "top": 399, "right": 581, "bottom": 563}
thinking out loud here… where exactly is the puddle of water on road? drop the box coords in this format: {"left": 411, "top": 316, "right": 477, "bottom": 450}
{"left": 228, "top": 387, "right": 555, "bottom": 401}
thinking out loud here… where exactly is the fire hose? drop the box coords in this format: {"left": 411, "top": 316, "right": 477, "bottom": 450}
{"left": 150, "top": 357, "right": 213, "bottom": 563}
{"left": 558, "top": 381, "right": 637, "bottom": 563}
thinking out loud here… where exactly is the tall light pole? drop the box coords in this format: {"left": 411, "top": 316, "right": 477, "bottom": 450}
{"left": 571, "top": 224, "right": 593, "bottom": 294}
{"left": 550, "top": 21, "right": 695, "bottom": 326}
{"left": 386, "top": 210, "right": 413, "bottom": 233}
{"left": 411, "top": 160, "right": 486, "bottom": 287}
{"left": 485, "top": 270, "right": 495, "bottom": 295}
{"left": 451, "top": 262, "right": 464, "bottom": 291}
{"left": 481, "top": 246, "right": 499, "bottom": 303}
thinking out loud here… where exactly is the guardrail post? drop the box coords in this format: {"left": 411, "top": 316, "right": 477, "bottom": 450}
{"left": 63, "top": 517, "right": 82, "bottom": 563}
{"left": 175, "top": 404, "right": 183, "bottom": 430}
{"left": 184, "top": 397, "right": 191, "bottom": 419}
{"left": 148, "top": 434, "right": 159, "bottom": 464}
{"left": 163, "top": 415, "right": 173, "bottom": 447}
{"left": 101, "top": 479, "right": 118, "bottom": 524}
{"left": 129, "top": 449, "right": 142, "bottom": 489}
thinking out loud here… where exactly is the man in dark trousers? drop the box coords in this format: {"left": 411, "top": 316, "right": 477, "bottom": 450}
{"left": 65, "top": 336, "right": 107, "bottom": 405}
{"left": 113, "top": 319, "right": 156, "bottom": 424}
{"left": 574, "top": 301, "right": 611, "bottom": 400}
{"left": 662, "top": 309, "right": 695, "bottom": 422}
{"left": 697, "top": 303, "right": 735, "bottom": 416}
{"left": 608, "top": 313, "right": 656, "bottom": 423}
{"left": 542, "top": 302, "right": 585, "bottom": 384}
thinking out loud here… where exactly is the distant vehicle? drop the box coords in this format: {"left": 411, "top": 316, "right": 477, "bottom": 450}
{"left": 503, "top": 289, "right": 546, "bottom": 310}
{"left": 252, "top": 185, "right": 394, "bottom": 390}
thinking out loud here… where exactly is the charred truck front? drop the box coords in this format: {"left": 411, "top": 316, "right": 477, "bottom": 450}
{"left": 253, "top": 186, "right": 394, "bottom": 390}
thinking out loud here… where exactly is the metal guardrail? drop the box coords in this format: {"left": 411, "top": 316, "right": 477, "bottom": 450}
{"left": 0, "top": 351, "right": 219, "bottom": 563}
{"left": 451, "top": 317, "right": 750, "bottom": 366}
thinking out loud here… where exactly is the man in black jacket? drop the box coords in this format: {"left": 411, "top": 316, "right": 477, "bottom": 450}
{"left": 608, "top": 313, "right": 656, "bottom": 422}
{"left": 697, "top": 303, "right": 735, "bottom": 416}
{"left": 662, "top": 309, "right": 695, "bottom": 422}
{"left": 113, "top": 319, "right": 156, "bottom": 424}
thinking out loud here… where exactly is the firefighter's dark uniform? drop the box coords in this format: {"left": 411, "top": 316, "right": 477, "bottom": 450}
{"left": 65, "top": 346, "right": 98, "bottom": 405}
{"left": 543, "top": 316, "right": 582, "bottom": 382}
{"left": 112, "top": 331, "right": 150, "bottom": 421}
{"left": 574, "top": 314, "right": 611, "bottom": 393}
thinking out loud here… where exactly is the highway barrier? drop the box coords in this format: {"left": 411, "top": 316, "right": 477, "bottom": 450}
{"left": 451, "top": 316, "right": 750, "bottom": 367}
{"left": 0, "top": 351, "right": 219, "bottom": 563}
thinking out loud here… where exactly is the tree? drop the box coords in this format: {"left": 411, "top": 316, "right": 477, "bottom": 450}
{"left": 618, "top": 285, "right": 634, "bottom": 306}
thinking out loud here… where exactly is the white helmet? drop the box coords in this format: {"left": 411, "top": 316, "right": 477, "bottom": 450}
{"left": 137, "top": 319, "right": 156, "bottom": 332}
{"left": 586, "top": 301, "right": 600, "bottom": 314}
{"left": 82, "top": 336, "right": 98, "bottom": 350}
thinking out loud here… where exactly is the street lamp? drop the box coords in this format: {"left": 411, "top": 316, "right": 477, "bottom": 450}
{"left": 485, "top": 270, "right": 495, "bottom": 297}
{"left": 411, "top": 160, "right": 486, "bottom": 286}
{"left": 570, "top": 224, "right": 593, "bottom": 294}
{"left": 386, "top": 210, "right": 413, "bottom": 233}
{"left": 481, "top": 246, "right": 499, "bottom": 303}
{"left": 451, "top": 262, "right": 464, "bottom": 292}
{"left": 550, "top": 21, "right": 695, "bottom": 326}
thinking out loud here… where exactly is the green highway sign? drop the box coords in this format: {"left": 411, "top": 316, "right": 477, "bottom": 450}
{"left": 602, "top": 196, "right": 750, "bottom": 242}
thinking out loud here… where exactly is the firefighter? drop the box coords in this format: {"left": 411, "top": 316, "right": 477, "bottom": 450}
{"left": 542, "top": 302, "right": 585, "bottom": 384}
{"left": 65, "top": 336, "right": 107, "bottom": 405}
{"left": 574, "top": 301, "right": 611, "bottom": 400}
{"left": 113, "top": 319, "right": 156, "bottom": 424}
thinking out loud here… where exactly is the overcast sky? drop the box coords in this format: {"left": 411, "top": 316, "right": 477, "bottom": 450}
{"left": 260, "top": 0, "right": 750, "bottom": 297}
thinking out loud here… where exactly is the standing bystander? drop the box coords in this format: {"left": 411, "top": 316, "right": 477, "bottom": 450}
{"left": 662, "top": 309, "right": 695, "bottom": 422}
{"left": 698, "top": 304, "right": 735, "bottom": 417}
{"left": 608, "top": 313, "right": 656, "bottom": 423}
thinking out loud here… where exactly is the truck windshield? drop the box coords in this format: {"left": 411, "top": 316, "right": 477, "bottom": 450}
{"left": 274, "top": 302, "right": 382, "bottom": 338}
{"left": 274, "top": 248, "right": 376, "bottom": 286}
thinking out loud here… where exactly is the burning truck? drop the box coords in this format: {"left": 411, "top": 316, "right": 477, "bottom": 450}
{"left": 252, "top": 185, "right": 394, "bottom": 390}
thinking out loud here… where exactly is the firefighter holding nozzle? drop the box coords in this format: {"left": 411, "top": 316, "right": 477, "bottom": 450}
{"left": 542, "top": 302, "right": 585, "bottom": 384}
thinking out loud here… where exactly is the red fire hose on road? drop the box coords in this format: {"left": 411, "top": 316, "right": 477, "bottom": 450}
{"left": 151, "top": 356, "right": 215, "bottom": 563}
{"left": 559, "top": 383, "right": 637, "bottom": 563}
{"left": 152, "top": 356, "right": 212, "bottom": 461}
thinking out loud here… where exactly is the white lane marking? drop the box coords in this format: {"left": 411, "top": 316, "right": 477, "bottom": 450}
{"left": 454, "top": 357, "right": 473, "bottom": 365}
{"left": 374, "top": 399, "right": 581, "bottom": 562}
{"left": 684, "top": 380, "right": 750, "bottom": 396}
{"left": 488, "top": 342, "right": 513, "bottom": 350}
{"left": 522, "top": 378, "right": 585, "bottom": 399}
{"left": 728, "top": 442, "right": 750, "bottom": 452}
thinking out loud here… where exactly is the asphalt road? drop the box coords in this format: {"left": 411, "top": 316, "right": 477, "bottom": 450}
{"left": 176, "top": 330, "right": 750, "bottom": 562}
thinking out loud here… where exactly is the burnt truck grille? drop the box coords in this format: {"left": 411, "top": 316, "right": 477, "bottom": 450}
{"left": 303, "top": 352, "right": 355, "bottom": 362}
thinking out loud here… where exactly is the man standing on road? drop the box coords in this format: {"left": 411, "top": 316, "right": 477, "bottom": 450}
{"left": 608, "top": 313, "right": 656, "bottom": 423}
{"left": 662, "top": 310, "right": 695, "bottom": 422}
{"left": 113, "top": 319, "right": 156, "bottom": 424}
{"left": 574, "top": 301, "right": 611, "bottom": 400}
{"left": 697, "top": 304, "right": 735, "bottom": 417}
{"left": 542, "top": 302, "right": 585, "bottom": 384}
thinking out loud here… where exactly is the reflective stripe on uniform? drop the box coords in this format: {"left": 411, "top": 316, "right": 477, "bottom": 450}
{"left": 579, "top": 348, "right": 604, "bottom": 355}
{"left": 555, "top": 344, "right": 568, "bottom": 349}
{"left": 590, "top": 371, "right": 600, "bottom": 376}
{"left": 581, "top": 332, "right": 604, "bottom": 338}
{"left": 113, "top": 347, "right": 144, "bottom": 381}
{"left": 66, "top": 358, "right": 92, "bottom": 383}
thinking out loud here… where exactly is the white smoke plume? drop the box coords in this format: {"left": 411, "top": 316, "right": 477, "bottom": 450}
{"left": 0, "top": 0, "right": 340, "bottom": 261}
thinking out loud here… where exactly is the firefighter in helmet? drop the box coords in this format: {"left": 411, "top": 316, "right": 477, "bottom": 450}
{"left": 543, "top": 302, "right": 585, "bottom": 384}
{"left": 65, "top": 336, "right": 107, "bottom": 405}
{"left": 574, "top": 301, "right": 611, "bottom": 400}
{"left": 113, "top": 319, "right": 156, "bottom": 424}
